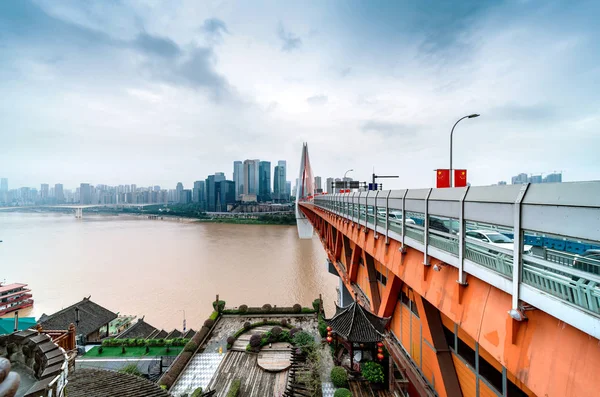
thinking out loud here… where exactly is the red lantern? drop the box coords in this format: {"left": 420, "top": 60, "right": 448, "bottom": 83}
{"left": 377, "top": 342, "right": 383, "bottom": 348}
{"left": 327, "top": 336, "right": 333, "bottom": 344}
{"left": 377, "top": 347, "right": 383, "bottom": 353}
{"left": 377, "top": 352, "right": 384, "bottom": 361}
{"left": 327, "top": 326, "right": 332, "bottom": 332}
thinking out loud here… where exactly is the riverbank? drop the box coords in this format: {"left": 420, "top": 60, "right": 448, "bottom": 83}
{"left": 0, "top": 206, "right": 297, "bottom": 225}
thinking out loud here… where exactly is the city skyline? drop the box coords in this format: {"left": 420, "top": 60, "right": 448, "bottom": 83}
{"left": 1, "top": 1, "right": 599, "bottom": 190}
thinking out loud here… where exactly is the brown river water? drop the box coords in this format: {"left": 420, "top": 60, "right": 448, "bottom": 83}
{"left": 0, "top": 212, "right": 338, "bottom": 330}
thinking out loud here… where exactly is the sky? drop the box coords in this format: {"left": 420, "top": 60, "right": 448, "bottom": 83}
{"left": 1, "top": 0, "right": 599, "bottom": 191}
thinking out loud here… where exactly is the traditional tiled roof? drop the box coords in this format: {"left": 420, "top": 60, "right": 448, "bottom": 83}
{"left": 182, "top": 329, "right": 196, "bottom": 339}
{"left": 165, "top": 329, "right": 182, "bottom": 339}
{"left": 326, "top": 301, "right": 389, "bottom": 343}
{"left": 39, "top": 297, "right": 117, "bottom": 337}
{"left": 155, "top": 330, "right": 168, "bottom": 338}
{"left": 117, "top": 318, "right": 158, "bottom": 339}
{"left": 68, "top": 368, "right": 171, "bottom": 397}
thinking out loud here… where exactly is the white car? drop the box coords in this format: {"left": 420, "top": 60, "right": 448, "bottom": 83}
{"left": 377, "top": 209, "right": 416, "bottom": 225}
{"left": 466, "top": 229, "right": 532, "bottom": 254}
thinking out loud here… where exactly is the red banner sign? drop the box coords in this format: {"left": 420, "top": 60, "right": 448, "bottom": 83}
{"left": 454, "top": 169, "right": 467, "bottom": 187}
{"left": 436, "top": 169, "right": 450, "bottom": 188}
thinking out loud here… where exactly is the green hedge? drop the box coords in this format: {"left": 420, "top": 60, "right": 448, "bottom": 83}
{"left": 227, "top": 379, "right": 241, "bottom": 397}
{"left": 221, "top": 306, "right": 316, "bottom": 315}
{"left": 102, "top": 338, "right": 189, "bottom": 348}
{"left": 191, "top": 387, "right": 203, "bottom": 397}
{"left": 208, "top": 311, "right": 219, "bottom": 321}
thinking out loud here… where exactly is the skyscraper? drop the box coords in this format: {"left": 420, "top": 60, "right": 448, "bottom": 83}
{"left": 193, "top": 180, "right": 206, "bottom": 208}
{"left": 217, "top": 180, "right": 236, "bottom": 211}
{"left": 259, "top": 161, "right": 271, "bottom": 202}
{"left": 180, "top": 189, "right": 192, "bottom": 204}
{"left": 286, "top": 181, "right": 291, "bottom": 199}
{"left": 273, "top": 160, "right": 287, "bottom": 201}
{"left": 55, "top": 184, "right": 64, "bottom": 203}
{"left": 243, "top": 159, "right": 260, "bottom": 196}
{"left": 205, "top": 172, "right": 226, "bottom": 212}
{"left": 176, "top": 182, "right": 183, "bottom": 203}
{"left": 80, "top": 183, "right": 92, "bottom": 204}
{"left": 0, "top": 178, "right": 7, "bottom": 192}
{"left": 233, "top": 161, "right": 243, "bottom": 200}
{"left": 326, "top": 177, "right": 334, "bottom": 193}
{"left": 528, "top": 175, "right": 542, "bottom": 184}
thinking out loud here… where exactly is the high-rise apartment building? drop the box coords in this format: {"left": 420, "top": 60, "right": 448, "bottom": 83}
{"left": 511, "top": 173, "right": 528, "bottom": 184}
{"left": 259, "top": 161, "right": 271, "bottom": 202}
{"left": 80, "top": 183, "right": 92, "bottom": 204}
{"left": 314, "top": 176, "right": 322, "bottom": 192}
{"left": 55, "top": 184, "right": 64, "bottom": 203}
{"left": 233, "top": 161, "right": 243, "bottom": 200}
{"left": 243, "top": 159, "right": 260, "bottom": 196}
{"left": 206, "top": 172, "right": 226, "bottom": 212}
{"left": 40, "top": 184, "right": 49, "bottom": 200}
{"left": 528, "top": 175, "right": 542, "bottom": 184}
{"left": 543, "top": 173, "right": 562, "bottom": 183}
{"left": 0, "top": 178, "right": 7, "bottom": 192}
{"left": 286, "top": 181, "right": 291, "bottom": 199}
{"left": 180, "top": 189, "right": 192, "bottom": 204}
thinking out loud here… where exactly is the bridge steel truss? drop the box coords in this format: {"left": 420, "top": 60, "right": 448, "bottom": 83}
{"left": 300, "top": 181, "right": 600, "bottom": 397}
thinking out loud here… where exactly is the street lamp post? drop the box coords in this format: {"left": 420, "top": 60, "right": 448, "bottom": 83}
{"left": 343, "top": 169, "right": 354, "bottom": 193}
{"left": 450, "top": 114, "right": 480, "bottom": 187}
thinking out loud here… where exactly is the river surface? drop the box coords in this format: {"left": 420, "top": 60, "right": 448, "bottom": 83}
{"left": 0, "top": 212, "right": 338, "bottom": 330}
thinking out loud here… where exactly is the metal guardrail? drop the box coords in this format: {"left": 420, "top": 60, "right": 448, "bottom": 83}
{"left": 308, "top": 182, "right": 600, "bottom": 339}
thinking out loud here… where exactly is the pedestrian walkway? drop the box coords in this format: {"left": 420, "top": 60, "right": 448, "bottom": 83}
{"left": 322, "top": 381, "right": 335, "bottom": 397}
{"left": 169, "top": 352, "right": 224, "bottom": 397}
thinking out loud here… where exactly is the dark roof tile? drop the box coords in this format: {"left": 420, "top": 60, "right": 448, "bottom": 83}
{"left": 67, "top": 368, "right": 172, "bottom": 397}
{"left": 326, "top": 301, "right": 389, "bottom": 343}
{"left": 39, "top": 298, "right": 117, "bottom": 337}
{"left": 117, "top": 319, "right": 158, "bottom": 339}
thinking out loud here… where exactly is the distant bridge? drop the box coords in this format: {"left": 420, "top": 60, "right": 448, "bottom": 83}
{"left": 0, "top": 204, "right": 158, "bottom": 218}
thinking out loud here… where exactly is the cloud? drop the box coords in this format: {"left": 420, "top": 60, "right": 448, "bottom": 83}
{"left": 277, "top": 23, "right": 302, "bottom": 52}
{"left": 306, "top": 95, "right": 328, "bottom": 106}
{"left": 361, "top": 121, "right": 420, "bottom": 138}
{"left": 134, "top": 32, "right": 181, "bottom": 58}
{"left": 487, "top": 103, "right": 557, "bottom": 123}
{"left": 202, "top": 18, "right": 229, "bottom": 42}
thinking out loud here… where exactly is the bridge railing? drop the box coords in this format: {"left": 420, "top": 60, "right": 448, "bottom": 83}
{"left": 310, "top": 182, "right": 600, "bottom": 339}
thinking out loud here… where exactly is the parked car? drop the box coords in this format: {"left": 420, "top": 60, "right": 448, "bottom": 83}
{"left": 466, "top": 229, "right": 532, "bottom": 254}
{"left": 572, "top": 249, "right": 600, "bottom": 275}
{"left": 377, "top": 209, "right": 416, "bottom": 225}
{"left": 429, "top": 218, "right": 460, "bottom": 235}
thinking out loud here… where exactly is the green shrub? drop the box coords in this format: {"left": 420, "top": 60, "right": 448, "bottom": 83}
{"left": 361, "top": 361, "right": 385, "bottom": 384}
{"left": 312, "top": 298, "right": 321, "bottom": 311}
{"left": 301, "top": 307, "right": 315, "bottom": 313}
{"left": 318, "top": 320, "right": 328, "bottom": 338}
{"left": 330, "top": 366, "right": 348, "bottom": 388}
{"left": 121, "top": 346, "right": 126, "bottom": 354}
{"left": 280, "top": 330, "right": 291, "bottom": 343}
{"left": 136, "top": 338, "right": 146, "bottom": 347}
{"left": 271, "top": 326, "right": 282, "bottom": 337}
{"left": 209, "top": 311, "right": 219, "bottom": 321}
{"left": 191, "top": 387, "right": 203, "bottom": 397}
{"left": 334, "top": 388, "right": 352, "bottom": 397}
{"left": 184, "top": 341, "right": 198, "bottom": 352}
{"left": 213, "top": 300, "right": 226, "bottom": 313}
{"left": 227, "top": 336, "right": 235, "bottom": 345}
{"left": 293, "top": 331, "right": 316, "bottom": 353}
{"left": 98, "top": 346, "right": 103, "bottom": 354}
{"left": 292, "top": 304, "right": 302, "bottom": 313}
{"left": 227, "top": 379, "right": 241, "bottom": 397}
{"left": 262, "top": 303, "right": 272, "bottom": 312}
{"left": 243, "top": 322, "right": 251, "bottom": 330}
{"left": 281, "top": 319, "right": 288, "bottom": 327}
{"left": 119, "top": 363, "right": 142, "bottom": 377}
{"left": 204, "top": 319, "right": 215, "bottom": 328}
{"left": 238, "top": 304, "right": 248, "bottom": 313}
{"left": 289, "top": 327, "right": 302, "bottom": 338}
{"left": 145, "top": 345, "right": 150, "bottom": 353}
{"left": 249, "top": 334, "right": 262, "bottom": 348}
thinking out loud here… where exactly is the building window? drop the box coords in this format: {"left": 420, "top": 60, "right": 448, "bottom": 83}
{"left": 375, "top": 269, "right": 387, "bottom": 286}
{"left": 400, "top": 290, "right": 410, "bottom": 306}
{"left": 479, "top": 355, "right": 503, "bottom": 393}
{"left": 456, "top": 337, "right": 476, "bottom": 368}
{"left": 359, "top": 257, "right": 364, "bottom": 266}
{"left": 507, "top": 379, "right": 529, "bottom": 397}
{"left": 410, "top": 300, "right": 419, "bottom": 318}
{"left": 443, "top": 325, "right": 455, "bottom": 351}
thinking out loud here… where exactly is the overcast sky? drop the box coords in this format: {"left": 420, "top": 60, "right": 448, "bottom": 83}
{"left": 1, "top": 0, "right": 599, "bottom": 191}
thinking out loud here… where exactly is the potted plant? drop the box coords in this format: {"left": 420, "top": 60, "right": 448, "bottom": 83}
{"left": 362, "top": 361, "right": 386, "bottom": 390}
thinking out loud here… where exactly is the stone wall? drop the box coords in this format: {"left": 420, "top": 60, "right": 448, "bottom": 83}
{"left": 0, "top": 330, "right": 68, "bottom": 397}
